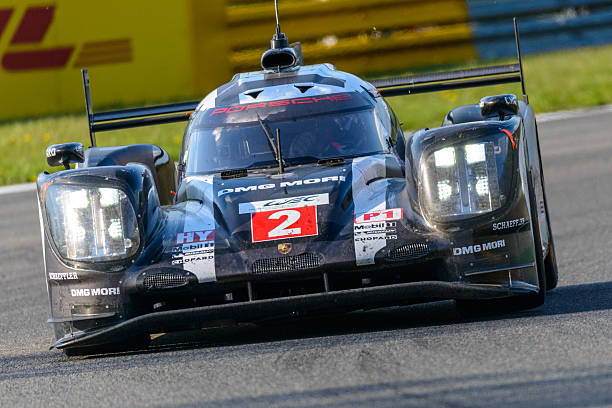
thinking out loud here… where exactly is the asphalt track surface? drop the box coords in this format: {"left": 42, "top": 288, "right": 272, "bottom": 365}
{"left": 1, "top": 110, "right": 611, "bottom": 408}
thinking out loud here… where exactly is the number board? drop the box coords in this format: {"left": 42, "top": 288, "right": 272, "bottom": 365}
{"left": 251, "top": 206, "right": 318, "bottom": 243}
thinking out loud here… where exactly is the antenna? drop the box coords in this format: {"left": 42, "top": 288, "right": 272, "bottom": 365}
{"left": 275, "top": 0, "right": 281, "bottom": 38}
{"left": 270, "top": 0, "right": 288, "bottom": 49}
{"left": 261, "top": 0, "right": 298, "bottom": 70}
{"left": 513, "top": 18, "right": 529, "bottom": 104}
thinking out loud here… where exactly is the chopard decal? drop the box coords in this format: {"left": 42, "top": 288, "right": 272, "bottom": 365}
{"left": 219, "top": 176, "right": 345, "bottom": 197}
{"left": 453, "top": 239, "right": 506, "bottom": 256}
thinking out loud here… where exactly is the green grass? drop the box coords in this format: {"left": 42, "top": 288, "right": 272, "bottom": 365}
{"left": 1, "top": 44, "right": 611, "bottom": 186}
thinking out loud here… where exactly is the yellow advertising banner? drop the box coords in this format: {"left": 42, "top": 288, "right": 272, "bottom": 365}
{"left": 0, "top": 0, "right": 230, "bottom": 120}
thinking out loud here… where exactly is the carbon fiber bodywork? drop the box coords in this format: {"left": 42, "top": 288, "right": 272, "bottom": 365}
{"left": 37, "top": 63, "right": 554, "bottom": 353}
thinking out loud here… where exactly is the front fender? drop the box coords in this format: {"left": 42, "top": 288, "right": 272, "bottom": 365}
{"left": 36, "top": 164, "right": 162, "bottom": 340}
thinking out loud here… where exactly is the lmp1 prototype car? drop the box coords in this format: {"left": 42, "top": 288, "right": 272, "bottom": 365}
{"left": 38, "top": 10, "right": 557, "bottom": 354}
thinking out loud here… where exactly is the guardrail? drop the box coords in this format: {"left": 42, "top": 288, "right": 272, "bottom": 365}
{"left": 467, "top": 0, "right": 612, "bottom": 58}
{"left": 228, "top": 0, "right": 612, "bottom": 74}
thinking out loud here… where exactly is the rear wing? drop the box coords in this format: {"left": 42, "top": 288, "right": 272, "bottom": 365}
{"left": 82, "top": 69, "right": 199, "bottom": 147}
{"left": 82, "top": 18, "right": 527, "bottom": 147}
{"left": 371, "top": 18, "right": 528, "bottom": 100}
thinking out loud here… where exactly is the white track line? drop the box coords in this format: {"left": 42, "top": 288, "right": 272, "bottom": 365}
{"left": 0, "top": 182, "right": 36, "bottom": 196}
{"left": 0, "top": 104, "right": 609, "bottom": 196}
{"left": 536, "top": 104, "right": 612, "bottom": 123}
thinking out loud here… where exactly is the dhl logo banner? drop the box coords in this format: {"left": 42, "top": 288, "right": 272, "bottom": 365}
{"left": 0, "top": 1, "right": 229, "bottom": 120}
{"left": 0, "top": 5, "right": 131, "bottom": 71}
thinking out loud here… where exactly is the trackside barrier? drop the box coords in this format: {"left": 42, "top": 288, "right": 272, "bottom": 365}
{"left": 228, "top": 0, "right": 612, "bottom": 72}
{"left": 0, "top": 0, "right": 227, "bottom": 120}
{"left": 0, "top": 0, "right": 611, "bottom": 120}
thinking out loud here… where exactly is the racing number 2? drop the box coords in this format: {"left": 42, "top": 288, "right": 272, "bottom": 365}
{"left": 251, "top": 206, "right": 318, "bottom": 242}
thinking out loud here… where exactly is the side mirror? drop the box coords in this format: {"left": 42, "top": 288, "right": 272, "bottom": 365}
{"left": 46, "top": 143, "right": 85, "bottom": 169}
{"left": 479, "top": 94, "right": 519, "bottom": 120}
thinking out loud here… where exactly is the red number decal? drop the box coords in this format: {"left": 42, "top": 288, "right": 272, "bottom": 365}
{"left": 251, "top": 206, "right": 318, "bottom": 242}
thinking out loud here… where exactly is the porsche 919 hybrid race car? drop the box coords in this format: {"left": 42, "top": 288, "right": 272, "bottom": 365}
{"left": 38, "top": 11, "right": 557, "bottom": 355}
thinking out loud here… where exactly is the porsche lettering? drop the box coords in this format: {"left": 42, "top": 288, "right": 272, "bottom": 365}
{"left": 209, "top": 94, "right": 352, "bottom": 116}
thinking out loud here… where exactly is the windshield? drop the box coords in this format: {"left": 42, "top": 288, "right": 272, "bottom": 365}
{"left": 183, "top": 92, "right": 389, "bottom": 174}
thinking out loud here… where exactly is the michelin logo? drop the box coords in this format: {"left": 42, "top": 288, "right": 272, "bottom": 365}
{"left": 453, "top": 239, "right": 506, "bottom": 256}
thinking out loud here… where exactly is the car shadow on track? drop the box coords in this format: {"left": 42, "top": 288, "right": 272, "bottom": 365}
{"left": 159, "top": 364, "right": 612, "bottom": 408}
{"left": 3, "top": 280, "right": 604, "bottom": 364}
{"left": 0, "top": 281, "right": 609, "bottom": 386}
{"left": 137, "top": 280, "right": 612, "bottom": 357}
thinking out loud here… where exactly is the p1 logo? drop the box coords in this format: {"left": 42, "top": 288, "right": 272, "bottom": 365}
{"left": 355, "top": 208, "right": 403, "bottom": 224}
{"left": 251, "top": 206, "right": 318, "bottom": 243}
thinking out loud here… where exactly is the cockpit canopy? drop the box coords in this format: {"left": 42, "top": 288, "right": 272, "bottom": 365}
{"left": 182, "top": 91, "right": 391, "bottom": 174}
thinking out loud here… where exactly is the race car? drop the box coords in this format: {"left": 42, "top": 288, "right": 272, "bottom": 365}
{"left": 37, "top": 9, "right": 557, "bottom": 355}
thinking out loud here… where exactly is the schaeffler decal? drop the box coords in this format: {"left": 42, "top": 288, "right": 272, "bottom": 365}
{"left": 219, "top": 176, "right": 345, "bottom": 197}
{"left": 241, "top": 194, "right": 328, "bottom": 243}
{"left": 492, "top": 218, "right": 526, "bottom": 231}
{"left": 179, "top": 176, "right": 216, "bottom": 282}
{"left": 453, "top": 239, "right": 506, "bottom": 256}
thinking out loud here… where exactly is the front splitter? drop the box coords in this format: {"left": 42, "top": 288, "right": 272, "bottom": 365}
{"left": 52, "top": 281, "right": 528, "bottom": 351}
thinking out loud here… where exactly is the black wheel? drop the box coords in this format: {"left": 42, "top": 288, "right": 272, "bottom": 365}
{"left": 457, "top": 169, "right": 546, "bottom": 315}
{"left": 62, "top": 333, "right": 151, "bottom": 357}
{"left": 534, "top": 122, "right": 558, "bottom": 291}
{"left": 544, "top": 227, "right": 558, "bottom": 290}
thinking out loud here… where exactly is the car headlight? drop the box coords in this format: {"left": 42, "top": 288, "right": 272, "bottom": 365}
{"left": 418, "top": 127, "right": 516, "bottom": 222}
{"left": 44, "top": 184, "right": 140, "bottom": 262}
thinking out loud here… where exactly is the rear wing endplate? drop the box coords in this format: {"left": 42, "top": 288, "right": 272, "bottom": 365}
{"left": 82, "top": 19, "right": 527, "bottom": 147}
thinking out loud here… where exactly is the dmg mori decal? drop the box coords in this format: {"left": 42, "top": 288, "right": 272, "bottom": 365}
{"left": 0, "top": 5, "right": 132, "bottom": 72}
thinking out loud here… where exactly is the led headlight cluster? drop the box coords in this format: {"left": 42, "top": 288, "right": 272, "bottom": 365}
{"left": 420, "top": 139, "right": 507, "bottom": 221}
{"left": 44, "top": 184, "right": 140, "bottom": 262}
